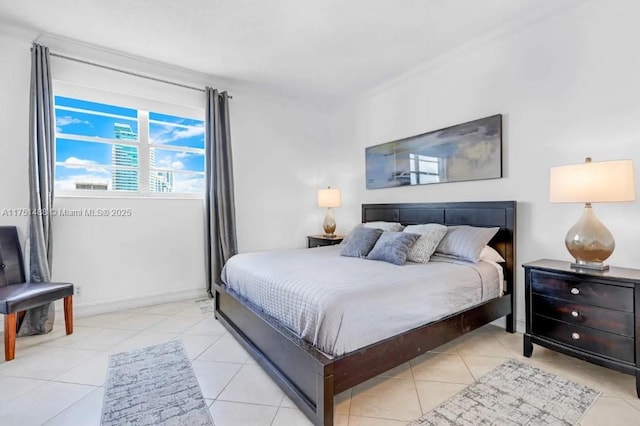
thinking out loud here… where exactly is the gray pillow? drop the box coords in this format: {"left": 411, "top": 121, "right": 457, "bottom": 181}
{"left": 367, "top": 231, "right": 420, "bottom": 266}
{"left": 363, "top": 221, "right": 405, "bottom": 232}
{"left": 340, "top": 224, "right": 364, "bottom": 245}
{"left": 342, "top": 221, "right": 404, "bottom": 245}
{"left": 340, "top": 227, "right": 383, "bottom": 258}
{"left": 404, "top": 224, "right": 448, "bottom": 263}
{"left": 435, "top": 225, "right": 499, "bottom": 263}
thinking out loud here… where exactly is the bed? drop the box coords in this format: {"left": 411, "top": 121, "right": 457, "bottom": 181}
{"left": 214, "top": 201, "right": 516, "bottom": 426}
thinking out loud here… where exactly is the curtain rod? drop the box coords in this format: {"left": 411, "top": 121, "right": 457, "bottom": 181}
{"left": 49, "top": 52, "right": 232, "bottom": 98}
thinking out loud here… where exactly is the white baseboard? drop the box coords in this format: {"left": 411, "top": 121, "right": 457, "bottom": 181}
{"left": 55, "top": 288, "right": 210, "bottom": 318}
{"left": 490, "top": 317, "right": 526, "bottom": 334}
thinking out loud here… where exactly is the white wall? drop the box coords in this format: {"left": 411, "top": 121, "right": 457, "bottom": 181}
{"left": 325, "top": 0, "right": 640, "bottom": 328}
{"left": 0, "top": 33, "right": 31, "bottom": 235}
{"left": 0, "top": 30, "right": 328, "bottom": 315}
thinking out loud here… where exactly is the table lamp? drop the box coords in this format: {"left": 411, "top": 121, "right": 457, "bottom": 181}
{"left": 317, "top": 187, "right": 341, "bottom": 237}
{"left": 549, "top": 157, "right": 636, "bottom": 270}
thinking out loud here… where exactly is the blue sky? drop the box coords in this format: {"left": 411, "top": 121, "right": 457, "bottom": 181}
{"left": 55, "top": 96, "right": 205, "bottom": 192}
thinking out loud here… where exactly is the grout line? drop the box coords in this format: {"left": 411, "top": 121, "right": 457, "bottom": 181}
{"left": 410, "top": 362, "right": 424, "bottom": 416}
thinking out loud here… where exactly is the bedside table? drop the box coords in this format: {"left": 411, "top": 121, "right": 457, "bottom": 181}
{"left": 307, "top": 235, "right": 344, "bottom": 248}
{"left": 523, "top": 259, "right": 640, "bottom": 397}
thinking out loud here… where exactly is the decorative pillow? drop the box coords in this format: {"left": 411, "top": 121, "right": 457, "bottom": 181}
{"left": 340, "top": 224, "right": 363, "bottom": 245}
{"left": 363, "top": 221, "right": 405, "bottom": 232}
{"left": 403, "top": 224, "right": 448, "bottom": 263}
{"left": 342, "top": 221, "right": 404, "bottom": 245}
{"left": 340, "top": 227, "right": 383, "bottom": 258}
{"left": 480, "top": 245, "right": 506, "bottom": 263}
{"left": 366, "top": 231, "right": 420, "bottom": 266}
{"left": 435, "top": 225, "right": 500, "bottom": 263}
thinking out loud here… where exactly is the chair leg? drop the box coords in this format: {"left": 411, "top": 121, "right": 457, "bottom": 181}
{"left": 4, "top": 313, "right": 16, "bottom": 361}
{"left": 16, "top": 311, "right": 25, "bottom": 331}
{"left": 63, "top": 296, "right": 73, "bottom": 335}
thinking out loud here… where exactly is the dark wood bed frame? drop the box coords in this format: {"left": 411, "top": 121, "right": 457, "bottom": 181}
{"left": 214, "top": 201, "right": 516, "bottom": 425}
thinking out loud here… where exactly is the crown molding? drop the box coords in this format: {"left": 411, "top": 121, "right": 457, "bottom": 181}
{"left": 0, "top": 17, "right": 40, "bottom": 42}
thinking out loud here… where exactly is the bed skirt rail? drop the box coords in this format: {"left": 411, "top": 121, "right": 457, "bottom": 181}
{"left": 214, "top": 285, "right": 334, "bottom": 425}
{"left": 215, "top": 283, "right": 512, "bottom": 426}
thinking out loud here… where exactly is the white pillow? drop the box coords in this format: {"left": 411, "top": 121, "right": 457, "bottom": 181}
{"left": 403, "top": 224, "right": 448, "bottom": 263}
{"left": 480, "top": 246, "right": 506, "bottom": 263}
{"left": 363, "top": 221, "right": 405, "bottom": 232}
{"left": 435, "top": 225, "right": 500, "bottom": 263}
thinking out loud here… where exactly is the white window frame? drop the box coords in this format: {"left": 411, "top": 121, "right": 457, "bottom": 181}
{"left": 53, "top": 82, "right": 206, "bottom": 199}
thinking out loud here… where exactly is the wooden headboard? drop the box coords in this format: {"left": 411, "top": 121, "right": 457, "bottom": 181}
{"left": 361, "top": 201, "right": 517, "bottom": 296}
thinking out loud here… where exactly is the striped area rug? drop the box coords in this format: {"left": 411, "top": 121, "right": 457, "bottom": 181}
{"left": 101, "top": 340, "right": 214, "bottom": 426}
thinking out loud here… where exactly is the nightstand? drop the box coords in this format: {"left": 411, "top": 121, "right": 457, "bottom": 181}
{"left": 523, "top": 259, "right": 640, "bottom": 397}
{"left": 307, "top": 235, "right": 344, "bottom": 248}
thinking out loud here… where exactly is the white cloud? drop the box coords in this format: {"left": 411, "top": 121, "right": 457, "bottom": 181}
{"left": 176, "top": 151, "right": 191, "bottom": 158}
{"left": 56, "top": 116, "right": 91, "bottom": 127}
{"left": 171, "top": 125, "right": 205, "bottom": 141}
{"left": 61, "top": 158, "right": 110, "bottom": 174}
{"left": 63, "top": 156, "right": 97, "bottom": 166}
{"left": 151, "top": 123, "right": 204, "bottom": 145}
{"left": 171, "top": 161, "right": 185, "bottom": 170}
{"left": 172, "top": 175, "right": 205, "bottom": 194}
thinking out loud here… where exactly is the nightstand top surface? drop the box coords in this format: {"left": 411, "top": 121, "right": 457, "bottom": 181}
{"left": 523, "top": 259, "right": 640, "bottom": 282}
{"left": 307, "top": 235, "right": 344, "bottom": 240}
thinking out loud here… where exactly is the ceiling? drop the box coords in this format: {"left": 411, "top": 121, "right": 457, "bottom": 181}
{"left": 0, "top": 0, "right": 582, "bottom": 109}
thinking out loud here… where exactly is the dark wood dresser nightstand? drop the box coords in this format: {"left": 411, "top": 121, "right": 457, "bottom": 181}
{"left": 523, "top": 259, "right": 640, "bottom": 397}
{"left": 307, "top": 235, "right": 344, "bottom": 248}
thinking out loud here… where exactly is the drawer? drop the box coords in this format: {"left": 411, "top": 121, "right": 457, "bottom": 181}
{"left": 532, "top": 295, "right": 634, "bottom": 337}
{"left": 532, "top": 315, "right": 635, "bottom": 364}
{"left": 531, "top": 271, "right": 633, "bottom": 312}
{"left": 308, "top": 238, "right": 326, "bottom": 248}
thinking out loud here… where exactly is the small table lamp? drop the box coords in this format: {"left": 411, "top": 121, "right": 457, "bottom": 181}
{"left": 550, "top": 157, "right": 636, "bottom": 270}
{"left": 317, "top": 187, "right": 342, "bottom": 237}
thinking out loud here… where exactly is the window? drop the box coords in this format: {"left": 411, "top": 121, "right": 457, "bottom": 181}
{"left": 54, "top": 95, "right": 205, "bottom": 196}
{"left": 409, "top": 153, "right": 441, "bottom": 185}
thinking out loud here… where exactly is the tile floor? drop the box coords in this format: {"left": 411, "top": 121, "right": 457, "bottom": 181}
{"left": 0, "top": 299, "right": 638, "bottom": 425}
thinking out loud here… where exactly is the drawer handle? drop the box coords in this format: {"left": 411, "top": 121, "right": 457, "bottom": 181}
{"left": 570, "top": 288, "right": 580, "bottom": 295}
{"left": 571, "top": 332, "right": 580, "bottom": 340}
{"left": 571, "top": 310, "right": 580, "bottom": 318}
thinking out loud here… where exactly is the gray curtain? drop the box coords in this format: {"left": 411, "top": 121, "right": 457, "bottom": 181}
{"left": 19, "top": 43, "right": 56, "bottom": 336}
{"left": 204, "top": 88, "right": 237, "bottom": 297}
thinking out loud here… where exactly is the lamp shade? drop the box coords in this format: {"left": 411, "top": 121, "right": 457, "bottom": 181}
{"left": 317, "top": 188, "right": 342, "bottom": 208}
{"left": 550, "top": 159, "right": 636, "bottom": 203}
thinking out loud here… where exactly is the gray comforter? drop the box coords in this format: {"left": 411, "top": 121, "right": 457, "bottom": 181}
{"left": 221, "top": 246, "right": 502, "bottom": 356}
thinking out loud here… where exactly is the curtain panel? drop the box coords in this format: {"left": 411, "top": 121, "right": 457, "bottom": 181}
{"left": 204, "top": 88, "right": 237, "bottom": 296}
{"left": 19, "top": 43, "right": 56, "bottom": 336}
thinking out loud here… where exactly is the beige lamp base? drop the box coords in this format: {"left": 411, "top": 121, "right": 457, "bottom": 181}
{"left": 566, "top": 203, "right": 614, "bottom": 271}
{"left": 322, "top": 208, "right": 336, "bottom": 237}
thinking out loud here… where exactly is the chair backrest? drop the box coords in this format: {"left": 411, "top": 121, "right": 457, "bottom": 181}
{"left": 0, "top": 227, "right": 26, "bottom": 287}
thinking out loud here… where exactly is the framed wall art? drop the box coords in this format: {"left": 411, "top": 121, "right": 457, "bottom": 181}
{"left": 365, "top": 114, "right": 502, "bottom": 189}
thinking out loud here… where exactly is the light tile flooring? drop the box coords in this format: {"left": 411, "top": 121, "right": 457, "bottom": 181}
{"left": 0, "top": 300, "right": 639, "bottom": 425}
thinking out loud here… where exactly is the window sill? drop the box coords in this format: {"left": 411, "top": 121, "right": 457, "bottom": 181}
{"left": 55, "top": 192, "right": 205, "bottom": 200}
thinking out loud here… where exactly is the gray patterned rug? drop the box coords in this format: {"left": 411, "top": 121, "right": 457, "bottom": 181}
{"left": 101, "top": 340, "right": 214, "bottom": 426}
{"left": 408, "top": 359, "right": 599, "bottom": 426}
{"left": 196, "top": 298, "right": 215, "bottom": 314}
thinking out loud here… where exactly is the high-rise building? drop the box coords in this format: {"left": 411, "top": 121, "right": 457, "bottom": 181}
{"left": 75, "top": 182, "right": 108, "bottom": 191}
{"left": 112, "top": 123, "right": 139, "bottom": 191}
{"left": 112, "top": 122, "right": 175, "bottom": 193}
{"left": 149, "top": 148, "right": 157, "bottom": 192}
{"left": 155, "top": 171, "right": 174, "bottom": 193}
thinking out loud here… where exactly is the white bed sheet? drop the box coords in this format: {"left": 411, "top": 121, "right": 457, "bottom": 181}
{"left": 221, "top": 246, "right": 503, "bottom": 356}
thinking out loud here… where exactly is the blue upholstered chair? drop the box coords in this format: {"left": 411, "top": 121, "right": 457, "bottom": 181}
{"left": 0, "top": 226, "right": 74, "bottom": 361}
